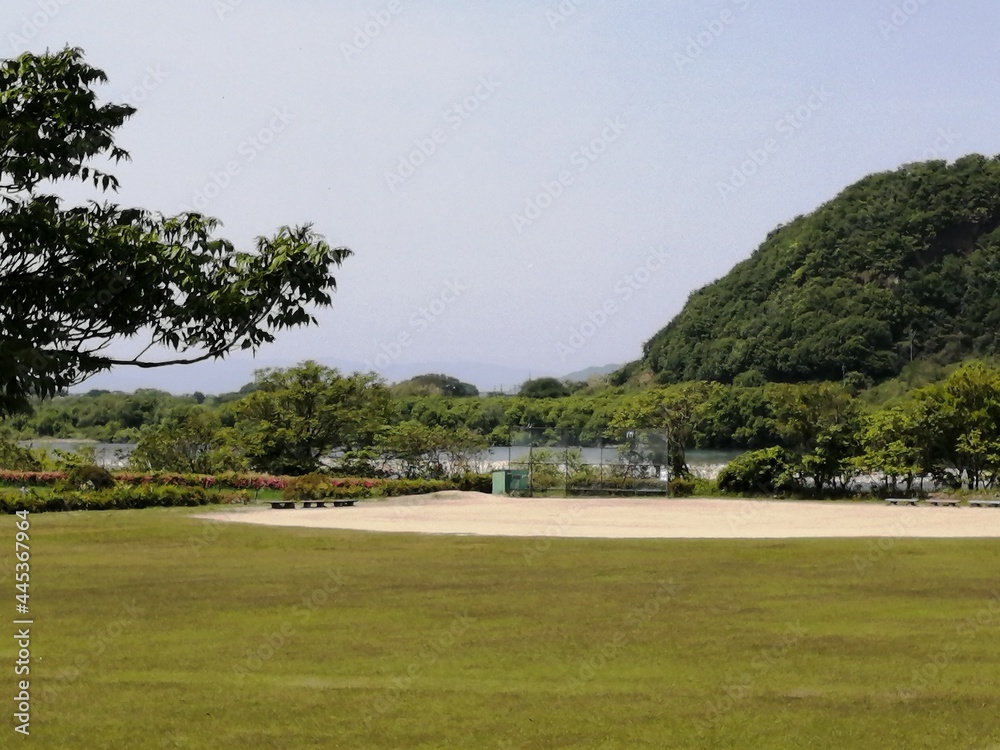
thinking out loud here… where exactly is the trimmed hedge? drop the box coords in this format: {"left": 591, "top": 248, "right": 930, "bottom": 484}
{"left": 113, "top": 471, "right": 291, "bottom": 490}
{"left": 1, "top": 470, "right": 292, "bottom": 491}
{"left": 0, "top": 485, "right": 212, "bottom": 514}
{"left": 286, "top": 475, "right": 494, "bottom": 500}
{"left": 0, "top": 470, "right": 494, "bottom": 496}
{"left": 0, "top": 470, "right": 66, "bottom": 486}
{"left": 0, "top": 472, "right": 493, "bottom": 513}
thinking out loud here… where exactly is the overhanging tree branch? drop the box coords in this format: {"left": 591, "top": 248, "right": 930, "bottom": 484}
{"left": 0, "top": 48, "right": 352, "bottom": 414}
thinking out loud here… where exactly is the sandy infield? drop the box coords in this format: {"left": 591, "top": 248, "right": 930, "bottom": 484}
{"left": 197, "top": 491, "right": 1000, "bottom": 539}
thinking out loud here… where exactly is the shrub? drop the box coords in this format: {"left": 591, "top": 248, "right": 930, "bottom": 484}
{"left": 453, "top": 473, "right": 492, "bottom": 493}
{"left": 717, "top": 447, "right": 797, "bottom": 494}
{"left": 219, "top": 490, "right": 252, "bottom": 505}
{"left": 62, "top": 464, "right": 116, "bottom": 491}
{"left": 0, "top": 471, "right": 488, "bottom": 514}
{"left": 668, "top": 478, "right": 696, "bottom": 497}
{"left": 214, "top": 471, "right": 290, "bottom": 491}
{"left": 0, "top": 470, "right": 65, "bottom": 486}
{"left": 691, "top": 477, "right": 719, "bottom": 496}
{"left": 0, "top": 485, "right": 211, "bottom": 514}
{"left": 0, "top": 438, "right": 44, "bottom": 471}
{"left": 283, "top": 474, "right": 333, "bottom": 502}
{"left": 380, "top": 479, "right": 452, "bottom": 497}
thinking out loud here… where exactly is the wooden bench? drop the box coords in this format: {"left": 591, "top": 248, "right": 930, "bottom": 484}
{"left": 270, "top": 499, "right": 359, "bottom": 509}
{"left": 926, "top": 498, "right": 962, "bottom": 507}
{"left": 571, "top": 486, "right": 669, "bottom": 496}
{"left": 969, "top": 499, "right": 1000, "bottom": 508}
{"left": 885, "top": 497, "right": 918, "bottom": 506}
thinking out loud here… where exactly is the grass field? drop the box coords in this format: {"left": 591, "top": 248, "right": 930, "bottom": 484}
{"left": 2, "top": 507, "right": 999, "bottom": 748}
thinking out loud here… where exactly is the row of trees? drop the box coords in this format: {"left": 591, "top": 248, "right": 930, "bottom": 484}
{"left": 718, "top": 362, "right": 1000, "bottom": 493}
{"left": 122, "top": 362, "right": 488, "bottom": 478}
{"left": 7, "top": 359, "right": 1000, "bottom": 491}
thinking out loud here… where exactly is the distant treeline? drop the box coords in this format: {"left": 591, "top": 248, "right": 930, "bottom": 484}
{"left": 4, "top": 360, "right": 1000, "bottom": 490}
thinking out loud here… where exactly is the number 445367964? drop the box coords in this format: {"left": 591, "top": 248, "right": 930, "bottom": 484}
{"left": 15, "top": 510, "right": 30, "bottom": 610}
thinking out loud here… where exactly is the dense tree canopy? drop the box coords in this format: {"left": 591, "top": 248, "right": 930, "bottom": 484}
{"left": 519, "top": 377, "right": 571, "bottom": 399}
{"left": 389, "top": 373, "right": 479, "bottom": 398}
{"left": 0, "top": 48, "right": 350, "bottom": 414}
{"left": 234, "top": 362, "right": 393, "bottom": 475}
{"left": 636, "top": 155, "right": 1000, "bottom": 385}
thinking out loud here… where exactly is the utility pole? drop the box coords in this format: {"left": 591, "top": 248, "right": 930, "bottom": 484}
{"left": 665, "top": 423, "right": 671, "bottom": 497}
{"left": 527, "top": 423, "right": 534, "bottom": 497}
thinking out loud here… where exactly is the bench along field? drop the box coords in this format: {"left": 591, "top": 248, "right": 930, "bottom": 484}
{"left": 3, "top": 502, "right": 999, "bottom": 749}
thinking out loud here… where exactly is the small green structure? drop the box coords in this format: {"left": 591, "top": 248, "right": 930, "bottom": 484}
{"left": 492, "top": 469, "right": 530, "bottom": 494}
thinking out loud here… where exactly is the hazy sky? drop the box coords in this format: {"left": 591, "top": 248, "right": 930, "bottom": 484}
{"left": 6, "top": 0, "right": 997, "bottom": 392}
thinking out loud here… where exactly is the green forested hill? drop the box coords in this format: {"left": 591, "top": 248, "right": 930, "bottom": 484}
{"left": 638, "top": 155, "right": 1000, "bottom": 384}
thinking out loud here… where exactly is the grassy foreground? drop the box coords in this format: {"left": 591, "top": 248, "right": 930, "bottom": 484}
{"left": 1, "top": 507, "right": 999, "bottom": 749}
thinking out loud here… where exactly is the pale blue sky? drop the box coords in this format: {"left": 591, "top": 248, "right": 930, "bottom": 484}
{"left": 6, "top": 0, "right": 998, "bottom": 392}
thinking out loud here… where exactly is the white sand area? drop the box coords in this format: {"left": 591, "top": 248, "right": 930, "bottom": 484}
{"left": 197, "top": 491, "right": 1000, "bottom": 539}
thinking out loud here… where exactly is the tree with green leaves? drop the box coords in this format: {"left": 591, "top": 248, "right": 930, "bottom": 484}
{"left": 609, "top": 383, "right": 718, "bottom": 477}
{"left": 129, "top": 407, "right": 248, "bottom": 474}
{"left": 520, "top": 378, "right": 571, "bottom": 399}
{"left": 372, "top": 421, "right": 448, "bottom": 478}
{"left": 855, "top": 406, "right": 924, "bottom": 495}
{"left": 767, "top": 383, "right": 863, "bottom": 492}
{"left": 0, "top": 48, "right": 350, "bottom": 415}
{"left": 910, "top": 361, "right": 1000, "bottom": 489}
{"left": 0, "top": 434, "right": 43, "bottom": 471}
{"left": 390, "top": 374, "right": 479, "bottom": 398}
{"left": 235, "top": 362, "right": 393, "bottom": 475}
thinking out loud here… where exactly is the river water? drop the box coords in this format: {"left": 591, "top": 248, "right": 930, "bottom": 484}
{"left": 24, "top": 440, "right": 742, "bottom": 476}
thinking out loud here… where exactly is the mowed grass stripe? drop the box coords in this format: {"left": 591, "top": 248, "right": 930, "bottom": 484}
{"left": 1, "top": 508, "right": 998, "bottom": 749}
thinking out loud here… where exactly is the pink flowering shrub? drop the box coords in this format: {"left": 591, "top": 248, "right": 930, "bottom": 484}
{"left": 0, "top": 470, "right": 65, "bottom": 486}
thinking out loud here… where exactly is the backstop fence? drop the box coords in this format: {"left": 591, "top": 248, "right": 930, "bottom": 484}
{"left": 503, "top": 427, "right": 673, "bottom": 496}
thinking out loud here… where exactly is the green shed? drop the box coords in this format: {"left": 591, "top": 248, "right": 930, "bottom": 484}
{"left": 492, "top": 469, "right": 530, "bottom": 494}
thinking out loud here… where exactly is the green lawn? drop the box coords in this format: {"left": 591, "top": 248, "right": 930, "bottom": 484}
{"left": 2, "top": 507, "right": 999, "bottom": 748}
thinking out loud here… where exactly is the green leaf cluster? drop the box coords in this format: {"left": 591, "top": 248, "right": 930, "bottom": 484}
{"left": 0, "top": 48, "right": 350, "bottom": 414}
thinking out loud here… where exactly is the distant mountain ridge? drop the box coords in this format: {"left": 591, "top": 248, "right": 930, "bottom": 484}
{"left": 560, "top": 363, "right": 622, "bottom": 382}
{"left": 629, "top": 155, "right": 1000, "bottom": 385}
